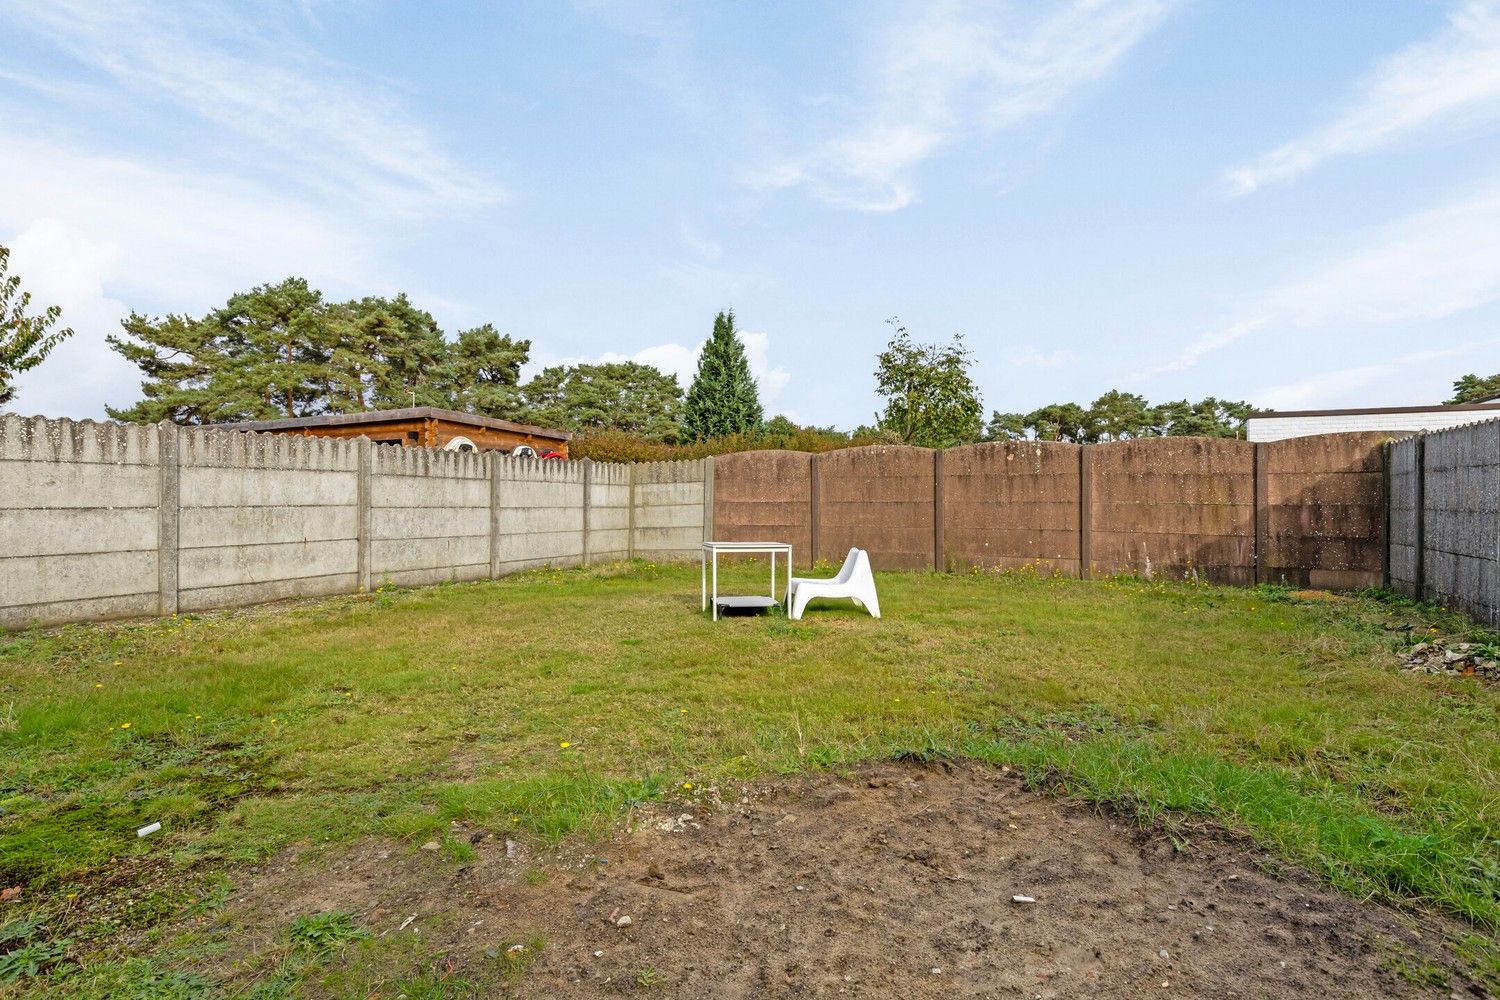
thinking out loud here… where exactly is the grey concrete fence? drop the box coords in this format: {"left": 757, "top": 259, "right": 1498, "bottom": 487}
{"left": 0, "top": 416, "right": 710, "bottom": 629}
{"left": 1389, "top": 418, "right": 1500, "bottom": 628}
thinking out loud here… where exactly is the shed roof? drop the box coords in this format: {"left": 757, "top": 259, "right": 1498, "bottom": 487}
{"left": 222, "top": 406, "right": 572, "bottom": 441}
{"left": 1248, "top": 401, "right": 1500, "bottom": 419}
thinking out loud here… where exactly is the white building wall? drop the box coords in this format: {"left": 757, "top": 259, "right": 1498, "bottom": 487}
{"left": 1248, "top": 408, "right": 1500, "bottom": 442}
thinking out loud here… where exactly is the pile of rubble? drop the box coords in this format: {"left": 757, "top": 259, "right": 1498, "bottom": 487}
{"left": 1398, "top": 636, "right": 1499, "bottom": 680}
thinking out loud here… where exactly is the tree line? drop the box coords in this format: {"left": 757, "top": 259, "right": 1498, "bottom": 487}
{"left": 97, "top": 276, "right": 764, "bottom": 443}
{"left": 3, "top": 249, "right": 1498, "bottom": 449}
{"left": 863, "top": 320, "right": 1251, "bottom": 447}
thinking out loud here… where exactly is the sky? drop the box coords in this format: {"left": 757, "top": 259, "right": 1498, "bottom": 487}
{"left": 3, "top": 0, "right": 1499, "bottom": 427}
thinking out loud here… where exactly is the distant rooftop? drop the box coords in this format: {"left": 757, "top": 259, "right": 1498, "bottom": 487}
{"left": 222, "top": 406, "right": 571, "bottom": 441}
{"left": 1245, "top": 400, "right": 1500, "bottom": 443}
{"left": 1247, "top": 401, "right": 1500, "bottom": 418}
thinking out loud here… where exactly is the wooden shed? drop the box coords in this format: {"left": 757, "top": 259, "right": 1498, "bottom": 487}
{"left": 225, "top": 407, "right": 572, "bottom": 456}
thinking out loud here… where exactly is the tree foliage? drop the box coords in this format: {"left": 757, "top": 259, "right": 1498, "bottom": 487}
{"left": 873, "top": 319, "right": 982, "bottom": 448}
{"left": 986, "top": 393, "right": 1251, "bottom": 443}
{"left": 572, "top": 416, "right": 889, "bottom": 462}
{"left": 1447, "top": 372, "right": 1500, "bottom": 404}
{"left": 0, "top": 245, "right": 74, "bottom": 409}
{"left": 682, "top": 309, "right": 762, "bottom": 440}
{"left": 108, "top": 278, "right": 535, "bottom": 425}
{"left": 520, "top": 362, "right": 683, "bottom": 439}
{"left": 442, "top": 324, "right": 531, "bottom": 420}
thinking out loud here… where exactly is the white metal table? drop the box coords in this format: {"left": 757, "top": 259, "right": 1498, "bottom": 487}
{"left": 701, "top": 540, "right": 793, "bottom": 621}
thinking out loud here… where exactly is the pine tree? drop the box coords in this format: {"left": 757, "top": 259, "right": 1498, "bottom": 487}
{"left": 681, "top": 309, "right": 763, "bottom": 440}
{"left": 105, "top": 312, "right": 224, "bottom": 423}
{"left": 444, "top": 324, "right": 531, "bottom": 419}
{"left": 350, "top": 294, "right": 449, "bottom": 410}
{"left": 521, "top": 362, "right": 683, "bottom": 439}
{"left": 107, "top": 278, "right": 333, "bottom": 423}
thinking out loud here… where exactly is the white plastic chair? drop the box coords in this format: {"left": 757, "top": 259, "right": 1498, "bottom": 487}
{"left": 787, "top": 548, "right": 880, "bottom": 621}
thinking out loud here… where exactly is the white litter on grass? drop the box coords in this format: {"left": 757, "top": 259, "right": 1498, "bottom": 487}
{"left": 136, "top": 822, "right": 161, "bottom": 837}
{"left": 1011, "top": 895, "right": 1037, "bottom": 904}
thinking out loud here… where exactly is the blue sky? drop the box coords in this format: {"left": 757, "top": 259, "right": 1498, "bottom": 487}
{"left": 3, "top": 0, "right": 1499, "bottom": 427}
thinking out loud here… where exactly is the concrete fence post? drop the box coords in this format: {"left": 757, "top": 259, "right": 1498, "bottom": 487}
{"left": 700, "top": 456, "right": 714, "bottom": 544}
{"left": 808, "top": 453, "right": 821, "bottom": 568}
{"left": 580, "top": 458, "right": 594, "bottom": 567}
{"left": 356, "top": 437, "right": 373, "bottom": 592}
{"left": 1253, "top": 442, "right": 1267, "bottom": 586}
{"left": 1077, "top": 445, "right": 1092, "bottom": 579}
{"left": 1413, "top": 434, "right": 1426, "bottom": 601}
{"left": 157, "top": 421, "right": 180, "bottom": 615}
{"left": 627, "top": 461, "right": 638, "bottom": 560}
{"left": 932, "top": 449, "right": 945, "bottom": 572}
{"left": 488, "top": 451, "right": 503, "bottom": 580}
{"left": 1381, "top": 441, "right": 1392, "bottom": 590}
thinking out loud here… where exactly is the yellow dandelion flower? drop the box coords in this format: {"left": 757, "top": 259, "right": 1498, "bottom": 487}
{"left": 120, "top": 722, "right": 131, "bottom": 729}
{"left": 95, "top": 683, "right": 103, "bottom": 689}
{"left": 681, "top": 782, "right": 693, "bottom": 790}
{"left": 559, "top": 741, "right": 571, "bottom": 749}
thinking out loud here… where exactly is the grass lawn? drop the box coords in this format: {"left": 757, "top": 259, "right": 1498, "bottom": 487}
{"left": 1, "top": 561, "right": 1498, "bottom": 995}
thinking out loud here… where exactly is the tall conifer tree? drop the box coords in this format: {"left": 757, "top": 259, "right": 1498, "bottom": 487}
{"left": 682, "top": 309, "right": 762, "bottom": 440}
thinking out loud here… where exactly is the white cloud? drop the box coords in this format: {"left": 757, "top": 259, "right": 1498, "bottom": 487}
{"left": 0, "top": 0, "right": 498, "bottom": 418}
{"left": 1011, "top": 346, "right": 1073, "bottom": 368}
{"left": 6, "top": 0, "right": 501, "bottom": 215}
{"left": 748, "top": 0, "right": 1176, "bottom": 211}
{"left": 677, "top": 219, "right": 723, "bottom": 262}
{"left": 740, "top": 331, "right": 791, "bottom": 405}
{"left": 1253, "top": 343, "right": 1489, "bottom": 410}
{"left": 526, "top": 330, "right": 791, "bottom": 410}
{"left": 3, "top": 220, "right": 134, "bottom": 418}
{"left": 0, "top": 138, "right": 385, "bottom": 417}
{"left": 1128, "top": 182, "right": 1500, "bottom": 379}
{"left": 1225, "top": 0, "right": 1500, "bottom": 195}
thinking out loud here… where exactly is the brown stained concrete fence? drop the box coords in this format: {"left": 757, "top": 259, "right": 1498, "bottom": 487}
{"left": 712, "top": 433, "right": 1392, "bottom": 588}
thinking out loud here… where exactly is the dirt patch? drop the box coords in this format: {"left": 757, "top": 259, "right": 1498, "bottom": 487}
{"left": 217, "top": 762, "right": 1479, "bottom": 998}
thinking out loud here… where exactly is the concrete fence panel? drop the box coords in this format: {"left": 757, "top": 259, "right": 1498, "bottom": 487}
{"left": 370, "top": 445, "right": 491, "bottom": 586}
{"left": 712, "top": 451, "right": 813, "bottom": 567}
{"left": 1388, "top": 436, "right": 1421, "bottom": 597}
{"left": 1259, "top": 432, "right": 1389, "bottom": 590}
{"left": 492, "top": 457, "right": 585, "bottom": 573}
{"left": 941, "top": 441, "right": 1082, "bottom": 574}
{"left": 1421, "top": 420, "right": 1499, "bottom": 627}
{"left": 1088, "top": 437, "right": 1256, "bottom": 584}
{"left": 178, "top": 429, "right": 361, "bottom": 611}
{"left": 587, "top": 462, "right": 632, "bottom": 564}
{"left": 633, "top": 459, "right": 707, "bottom": 561}
{"left": 816, "top": 446, "right": 936, "bottom": 570}
{"left": 0, "top": 416, "right": 162, "bottom": 628}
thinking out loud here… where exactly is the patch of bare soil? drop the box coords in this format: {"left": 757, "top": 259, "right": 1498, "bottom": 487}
{"left": 220, "top": 763, "right": 1482, "bottom": 998}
